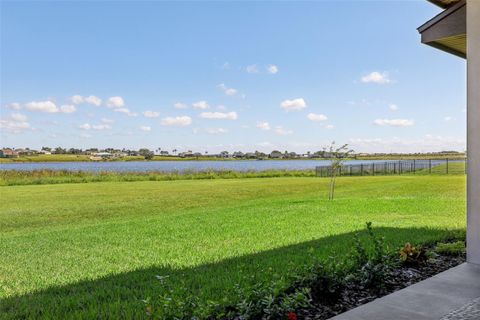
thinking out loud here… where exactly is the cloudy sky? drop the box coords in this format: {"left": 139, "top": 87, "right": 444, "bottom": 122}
{"left": 0, "top": 1, "right": 466, "bottom": 153}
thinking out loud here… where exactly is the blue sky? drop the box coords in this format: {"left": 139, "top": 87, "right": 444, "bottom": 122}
{"left": 0, "top": 1, "right": 466, "bottom": 153}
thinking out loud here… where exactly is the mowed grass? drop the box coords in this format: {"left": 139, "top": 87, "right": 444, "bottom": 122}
{"left": 0, "top": 176, "right": 466, "bottom": 318}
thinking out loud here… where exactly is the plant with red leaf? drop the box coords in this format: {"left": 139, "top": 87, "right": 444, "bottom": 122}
{"left": 287, "top": 312, "right": 298, "bottom": 320}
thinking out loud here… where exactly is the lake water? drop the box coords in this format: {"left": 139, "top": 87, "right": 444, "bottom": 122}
{"left": 0, "top": 159, "right": 415, "bottom": 173}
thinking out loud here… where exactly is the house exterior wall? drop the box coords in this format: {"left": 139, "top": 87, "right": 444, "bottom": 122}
{"left": 467, "top": 0, "right": 480, "bottom": 264}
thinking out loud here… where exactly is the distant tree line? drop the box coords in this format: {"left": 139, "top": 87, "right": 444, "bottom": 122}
{"left": 0, "top": 146, "right": 466, "bottom": 161}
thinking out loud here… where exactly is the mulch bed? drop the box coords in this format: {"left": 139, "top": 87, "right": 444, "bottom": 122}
{"left": 298, "top": 252, "right": 466, "bottom": 320}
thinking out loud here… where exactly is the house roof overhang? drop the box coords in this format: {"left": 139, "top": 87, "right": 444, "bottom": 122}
{"left": 418, "top": 0, "right": 466, "bottom": 59}
{"left": 427, "top": 0, "right": 462, "bottom": 9}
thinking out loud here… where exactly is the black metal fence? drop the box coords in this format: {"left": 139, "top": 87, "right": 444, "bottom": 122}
{"left": 315, "top": 159, "right": 467, "bottom": 177}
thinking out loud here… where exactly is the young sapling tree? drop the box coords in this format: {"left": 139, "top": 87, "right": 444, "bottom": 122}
{"left": 327, "top": 142, "right": 354, "bottom": 200}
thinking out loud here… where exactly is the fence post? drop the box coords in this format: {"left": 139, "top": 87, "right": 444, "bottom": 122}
{"left": 350, "top": 165, "right": 352, "bottom": 176}
{"left": 372, "top": 163, "right": 375, "bottom": 176}
{"left": 446, "top": 158, "right": 449, "bottom": 174}
{"left": 429, "top": 159, "right": 432, "bottom": 174}
{"left": 361, "top": 164, "right": 364, "bottom": 176}
{"left": 413, "top": 160, "right": 416, "bottom": 174}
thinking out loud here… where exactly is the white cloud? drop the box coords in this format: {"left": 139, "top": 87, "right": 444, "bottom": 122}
{"left": 161, "top": 116, "right": 192, "bottom": 126}
{"left": 92, "top": 124, "right": 112, "bottom": 130}
{"left": 205, "top": 128, "right": 228, "bottom": 134}
{"left": 389, "top": 104, "right": 398, "bottom": 111}
{"left": 361, "top": 71, "right": 392, "bottom": 84}
{"left": 256, "top": 122, "right": 271, "bottom": 131}
{"left": 114, "top": 107, "right": 137, "bottom": 117}
{"left": 267, "top": 64, "right": 279, "bottom": 74}
{"left": 78, "top": 123, "right": 91, "bottom": 130}
{"left": 140, "top": 126, "right": 151, "bottom": 132}
{"left": 199, "top": 111, "right": 238, "bottom": 120}
{"left": 222, "top": 62, "right": 231, "bottom": 70}
{"left": 70, "top": 95, "right": 102, "bottom": 106}
{"left": 8, "top": 100, "right": 76, "bottom": 113}
{"left": 11, "top": 113, "right": 27, "bottom": 122}
{"left": 143, "top": 110, "right": 160, "bottom": 118}
{"left": 106, "top": 96, "right": 125, "bottom": 108}
{"left": 101, "top": 118, "right": 114, "bottom": 124}
{"left": 85, "top": 95, "right": 102, "bottom": 106}
{"left": 0, "top": 114, "right": 30, "bottom": 133}
{"left": 373, "top": 118, "right": 415, "bottom": 127}
{"left": 349, "top": 135, "right": 465, "bottom": 153}
{"left": 325, "top": 124, "right": 335, "bottom": 130}
{"left": 70, "top": 95, "right": 84, "bottom": 104}
{"left": 256, "top": 141, "right": 273, "bottom": 148}
{"left": 280, "top": 98, "right": 307, "bottom": 112}
{"left": 174, "top": 102, "right": 188, "bottom": 109}
{"left": 60, "top": 104, "right": 76, "bottom": 114}
{"left": 217, "top": 83, "right": 238, "bottom": 96}
{"left": 192, "top": 101, "right": 210, "bottom": 109}
{"left": 307, "top": 113, "right": 328, "bottom": 121}
{"left": 274, "top": 126, "right": 293, "bottom": 135}
{"left": 444, "top": 116, "right": 453, "bottom": 121}
{"left": 6, "top": 102, "right": 21, "bottom": 110}
{"left": 79, "top": 122, "right": 111, "bottom": 130}
{"left": 246, "top": 64, "right": 259, "bottom": 73}
{"left": 24, "top": 100, "right": 59, "bottom": 113}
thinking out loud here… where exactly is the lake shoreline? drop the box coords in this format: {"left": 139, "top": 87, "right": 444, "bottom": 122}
{"left": 0, "top": 152, "right": 466, "bottom": 164}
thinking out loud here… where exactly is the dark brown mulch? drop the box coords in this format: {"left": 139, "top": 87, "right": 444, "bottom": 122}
{"left": 297, "top": 253, "right": 466, "bottom": 320}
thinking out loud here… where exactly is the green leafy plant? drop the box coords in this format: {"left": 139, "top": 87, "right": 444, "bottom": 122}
{"left": 399, "top": 243, "right": 427, "bottom": 266}
{"left": 350, "top": 222, "right": 392, "bottom": 291}
{"left": 435, "top": 241, "right": 466, "bottom": 256}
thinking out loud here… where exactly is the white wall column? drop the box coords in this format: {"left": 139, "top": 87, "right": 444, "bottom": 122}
{"left": 467, "top": 0, "right": 480, "bottom": 264}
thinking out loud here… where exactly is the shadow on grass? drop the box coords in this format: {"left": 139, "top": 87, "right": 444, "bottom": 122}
{"left": 0, "top": 227, "right": 464, "bottom": 319}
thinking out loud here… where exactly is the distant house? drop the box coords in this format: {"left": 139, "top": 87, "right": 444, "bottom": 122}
{"left": 90, "top": 152, "right": 113, "bottom": 160}
{"left": 219, "top": 151, "right": 230, "bottom": 158}
{"left": 113, "top": 152, "right": 128, "bottom": 158}
{"left": 15, "top": 148, "right": 36, "bottom": 156}
{"left": 0, "top": 148, "right": 19, "bottom": 158}
{"left": 178, "top": 151, "right": 194, "bottom": 158}
{"left": 269, "top": 150, "right": 283, "bottom": 159}
{"left": 233, "top": 151, "right": 244, "bottom": 159}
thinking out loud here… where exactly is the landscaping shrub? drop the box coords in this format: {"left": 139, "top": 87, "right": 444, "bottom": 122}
{"left": 399, "top": 243, "right": 428, "bottom": 266}
{"left": 435, "top": 241, "right": 466, "bottom": 256}
{"left": 349, "top": 222, "right": 393, "bottom": 292}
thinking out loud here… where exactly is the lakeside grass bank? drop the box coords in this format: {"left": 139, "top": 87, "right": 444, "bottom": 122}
{"left": 0, "top": 169, "right": 316, "bottom": 186}
{"left": 0, "top": 175, "right": 466, "bottom": 318}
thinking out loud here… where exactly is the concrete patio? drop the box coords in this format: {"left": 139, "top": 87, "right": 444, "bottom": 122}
{"left": 331, "top": 263, "right": 480, "bottom": 320}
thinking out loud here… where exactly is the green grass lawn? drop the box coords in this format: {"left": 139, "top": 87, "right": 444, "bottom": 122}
{"left": 0, "top": 176, "right": 466, "bottom": 318}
